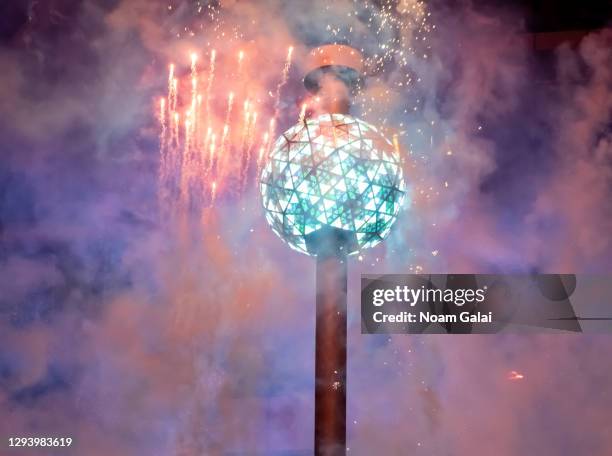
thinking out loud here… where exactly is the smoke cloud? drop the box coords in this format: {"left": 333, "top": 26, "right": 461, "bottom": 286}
{"left": 0, "top": 0, "right": 611, "bottom": 454}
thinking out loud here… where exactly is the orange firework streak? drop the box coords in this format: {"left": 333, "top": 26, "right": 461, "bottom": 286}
{"left": 240, "top": 99, "right": 250, "bottom": 152}
{"left": 179, "top": 114, "right": 192, "bottom": 209}
{"left": 196, "top": 94, "right": 203, "bottom": 149}
{"left": 189, "top": 53, "right": 197, "bottom": 145}
{"left": 157, "top": 97, "right": 170, "bottom": 215}
{"left": 267, "top": 46, "right": 294, "bottom": 150}
{"left": 159, "top": 98, "right": 166, "bottom": 147}
{"left": 181, "top": 53, "right": 205, "bottom": 205}
{"left": 168, "top": 64, "right": 177, "bottom": 113}
{"left": 204, "top": 50, "right": 216, "bottom": 140}
{"left": 217, "top": 92, "right": 234, "bottom": 182}
{"left": 210, "top": 181, "right": 218, "bottom": 207}
{"left": 207, "top": 133, "right": 216, "bottom": 175}
{"left": 245, "top": 111, "right": 258, "bottom": 162}
{"left": 299, "top": 102, "right": 308, "bottom": 123}
{"left": 237, "top": 50, "right": 245, "bottom": 76}
{"left": 202, "top": 127, "right": 212, "bottom": 165}
{"left": 172, "top": 112, "right": 179, "bottom": 147}
{"left": 171, "top": 78, "right": 178, "bottom": 114}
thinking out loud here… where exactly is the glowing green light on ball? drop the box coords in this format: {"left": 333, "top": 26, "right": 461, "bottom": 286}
{"left": 260, "top": 113, "right": 407, "bottom": 255}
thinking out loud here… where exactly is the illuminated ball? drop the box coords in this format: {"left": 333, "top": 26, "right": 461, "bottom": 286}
{"left": 260, "top": 113, "right": 407, "bottom": 255}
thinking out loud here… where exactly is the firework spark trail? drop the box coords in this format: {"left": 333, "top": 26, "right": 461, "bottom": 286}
{"left": 158, "top": 97, "right": 169, "bottom": 215}
{"left": 168, "top": 64, "right": 177, "bottom": 113}
{"left": 200, "top": 127, "right": 212, "bottom": 167}
{"left": 196, "top": 94, "right": 203, "bottom": 149}
{"left": 393, "top": 133, "right": 401, "bottom": 155}
{"left": 204, "top": 50, "right": 216, "bottom": 140}
{"left": 187, "top": 55, "right": 198, "bottom": 154}
{"left": 172, "top": 112, "right": 180, "bottom": 148}
{"left": 189, "top": 52, "right": 199, "bottom": 149}
{"left": 207, "top": 133, "right": 217, "bottom": 175}
{"left": 267, "top": 46, "right": 293, "bottom": 150}
{"left": 202, "top": 126, "right": 212, "bottom": 167}
{"left": 181, "top": 77, "right": 199, "bottom": 209}
{"left": 168, "top": 63, "right": 174, "bottom": 90}
{"left": 277, "top": 46, "right": 294, "bottom": 112}
{"left": 298, "top": 102, "right": 308, "bottom": 123}
{"left": 210, "top": 181, "right": 217, "bottom": 207}
{"left": 217, "top": 92, "right": 234, "bottom": 181}
{"left": 158, "top": 98, "right": 167, "bottom": 162}
{"left": 159, "top": 97, "right": 167, "bottom": 148}
{"left": 171, "top": 78, "right": 178, "bottom": 114}
{"left": 265, "top": 118, "right": 276, "bottom": 157}
{"left": 246, "top": 111, "right": 258, "bottom": 160}
{"left": 224, "top": 91, "right": 235, "bottom": 131}
{"left": 240, "top": 99, "right": 251, "bottom": 152}
{"left": 218, "top": 124, "right": 230, "bottom": 181}
{"left": 257, "top": 130, "right": 270, "bottom": 174}
{"left": 240, "top": 107, "right": 257, "bottom": 191}
{"left": 167, "top": 68, "right": 180, "bottom": 197}
{"left": 236, "top": 50, "right": 257, "bottom": 191}
{"left": 185, "top": 66, "right": 208, "bottom": 211}
{"left": 159, "top": 64, "right": 181, "bottom": 220}
{"left": 180, "top": 115, "right": 193, "bottom": 208}
{"left": 235, "top": 51, "right": 247, "bottom": 102}
{"left": 190, "top": 53, "right": 198, "bottom": 88}
{"left": 237, "top": 50, "right": 245, "bottom": 77}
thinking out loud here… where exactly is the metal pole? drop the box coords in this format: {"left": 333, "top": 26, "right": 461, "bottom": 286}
{"left": 301, "top": 45, "right": 360, "bottom": 451}
{"left": 314, "top": 248, "right": 347, "bottom": 456}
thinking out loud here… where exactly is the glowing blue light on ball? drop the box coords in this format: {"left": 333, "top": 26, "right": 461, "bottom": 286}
{"left": 260, "top": 113, "right": 407, "bottom": 255}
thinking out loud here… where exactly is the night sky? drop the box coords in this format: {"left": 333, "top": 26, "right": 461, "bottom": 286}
{"left": 1, "top": 1, "right": 611, "bottom": 455}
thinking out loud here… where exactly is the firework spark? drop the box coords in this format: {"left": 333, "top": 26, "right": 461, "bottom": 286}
{"left": 298, "top": 102, "right": 308, "bottom": 123}
{"left": 508, "top": 370, "right": 525, "bottom": 381}
{"left": 269, "top": 46, "right": 294, "bottom": 141}
{"left": 157, "top": 46, "right": 296, "bottom": 221}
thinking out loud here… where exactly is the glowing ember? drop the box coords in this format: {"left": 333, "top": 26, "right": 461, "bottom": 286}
{"left": 508, "top": 370, "right": 524, "bottom": 381}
